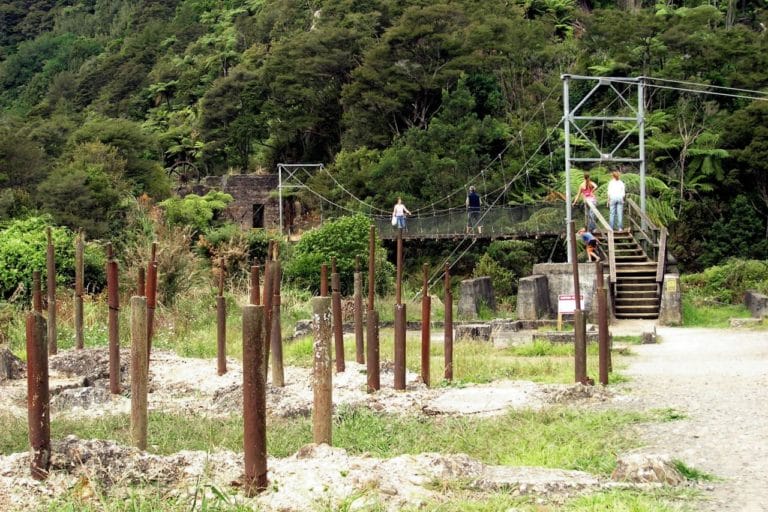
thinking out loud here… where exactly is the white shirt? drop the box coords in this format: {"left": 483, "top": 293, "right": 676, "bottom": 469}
{"left": 607, "top": 179, "right": 625, "bottom": 201}
{"left": 393, "top": 203, "right": 407, "bottom": 216}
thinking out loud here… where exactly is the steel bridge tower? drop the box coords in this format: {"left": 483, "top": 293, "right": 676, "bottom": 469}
{"left": 562, "top": 75, "right": 647, "bottom": 262}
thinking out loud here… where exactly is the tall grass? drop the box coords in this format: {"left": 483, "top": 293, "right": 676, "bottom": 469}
{"left": 682, "top": 295, "right": 751, "bottom": 328}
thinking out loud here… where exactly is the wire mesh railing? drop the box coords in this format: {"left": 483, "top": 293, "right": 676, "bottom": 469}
{"left": 372, "top": 204, "right": 565, "bottom": 239}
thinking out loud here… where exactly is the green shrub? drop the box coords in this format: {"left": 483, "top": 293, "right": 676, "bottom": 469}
{"left": 473, "top": 239, "right": 536, "bottom": 301}
{"left": 681, "top": 258, "right": 768, "bottom": 304}
{"left": 285, "top": 214, "right": 393, "bottom": 294}
{"left": 159, "top": 191, "right": 233, "bottom": 235}
{"left": 0, "top": 216, "right": 105, "bottom": 299}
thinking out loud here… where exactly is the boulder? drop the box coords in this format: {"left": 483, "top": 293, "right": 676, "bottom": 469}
{"left": 611, "top": 453, "right": 684, "bottom": 485}
{"left": 0, "top": 347, "right": 25, "bottom": 381}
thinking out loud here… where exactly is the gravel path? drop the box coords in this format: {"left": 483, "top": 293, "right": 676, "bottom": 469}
{"left": 620, "top": 326, "right": 768, "bottom": 512}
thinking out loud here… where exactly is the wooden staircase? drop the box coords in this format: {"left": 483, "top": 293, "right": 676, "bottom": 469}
{"left": 611, "top": 231, "right": 661, "bottom": 319}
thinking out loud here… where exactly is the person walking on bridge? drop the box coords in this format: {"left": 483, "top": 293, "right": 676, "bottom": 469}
{"left": 392, "top": 197, "right": 411, "bottom": 230}
{"left": 607, "top": 170, "right": 626, "bottom": 231}
{"left": 573, "top": 172, "right": 597, "bottom": 232}
{"left": 466, "top": 186, "right": 482, "bottom": 234}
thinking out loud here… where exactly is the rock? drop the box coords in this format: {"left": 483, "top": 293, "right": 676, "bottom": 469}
{"left": 455, "top": 323, "right": 491, "bottom": 341}
{"left": 0, "top": 347, "right": 25, "bottom": 381}
{"left": 611, "top": 453, "right": 684, "bottom": 485}
{"left": 641, "top": 328, "right": 657, "bottom": 344}
{"left": 729, "top": 317, "right": 763, "bottom": 328}
{"left": 51, "top": 386, "right": 112, "bottom": 411}
{"left": 294, "top": 320, "right": 312, "bottom": 338}
{"left": 49, "top": 348, "right": 116, "bottom": 385}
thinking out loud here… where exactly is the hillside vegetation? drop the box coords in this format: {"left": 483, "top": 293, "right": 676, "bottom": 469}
{"left": 1, "top": 0, "right": 768, "bottom": 270}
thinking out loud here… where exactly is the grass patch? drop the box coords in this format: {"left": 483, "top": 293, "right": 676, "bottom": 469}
{"left": 673, "top": 459, "right": 717, "bottom": 482}
{"left": 682, "top": 295, "right": 751, "bottom": 328}
{"left": 2, "top": 407, "right": 651, "bottom": 476}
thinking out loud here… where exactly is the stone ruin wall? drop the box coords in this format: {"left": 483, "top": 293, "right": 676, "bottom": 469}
{"left": 178, "top": 174, "right": 280, "bottom": 230}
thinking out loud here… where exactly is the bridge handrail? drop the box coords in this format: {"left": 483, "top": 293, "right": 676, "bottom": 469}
{"left": 585, "top": 201, "right": 616, "bottom": 284}
{"left": 624, "top": 199, "right": 667, "bottom": 285}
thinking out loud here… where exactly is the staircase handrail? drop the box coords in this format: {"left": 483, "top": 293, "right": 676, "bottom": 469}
{"left": 585, "top": 201, "right": 617, "bottom": 284}
{"left": 656, "top": 227, "right": 667, "bottom": 283}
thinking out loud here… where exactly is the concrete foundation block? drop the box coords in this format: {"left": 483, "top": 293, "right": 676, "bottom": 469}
{"left": 458, "top": 277, "right": 496, "bottom": 320}
{"left": 516, "top": 275, "right": 550, "bottom": 320}
{"left": 455, "top": 323, "right": 492, "bottom": 341}
{"left": 658, "top": 273, "right": 682, "bottom": 326}
{"left": 744, "top": 290, "right": 768, "bottom": 318}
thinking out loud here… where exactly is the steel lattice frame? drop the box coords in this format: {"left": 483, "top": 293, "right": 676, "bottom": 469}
{"left": 562, "top": 74, "right": 647, "bottom": 262}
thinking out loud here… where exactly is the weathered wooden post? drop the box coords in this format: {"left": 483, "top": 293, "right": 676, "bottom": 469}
{"left": 393, "top": 230, "right": 406, "bottom": 390}
{"left": 74, "top": 230, "right": 84, "bottom": 350}
{"left": 331, "top": 258, "right": 345, "bottom": 373}
{"left": 271, "top": 260, "right": 284, "bottom": 387}
{"left": 444, "top": 264, "right": 454, "bottom": 381}
{"left": 243, "top": 303, "right": 267, "bottom": 494}
{"left": 353, "top": 256, "right": 364, "bottom": 364}
{"left": 366, "top": 226, "right": 380, "bottom": 392}
{"left": 312, "top": 294, "right": 332, "bottom": 445}
{"left": 569, "top": 220, "right": 588, "bottom": 385}
{"left": 131, "top": 296, "right": 148, "bottom": 450}
{"left": 46, "top": 228, "right": 57, "bottom": 355}
{"left": 596, "top": 260, "right": 609, "bottom": 386}
{"left": 146, "top": 242, "right": 158, "bottom": 364}
{"left": 217, "top": 263, "right": 227, "bottom": 376}
{"left": 250, "top": 265, "right": 260, "bottom": 306}
{"left": 107, "top": 244, "right": 120, "bottom": 394}
{"left": 26, "top": 285, "right": 50, "bottom": 480}
{"left": 421, "top": 264, "right": 431, "bottom": 387}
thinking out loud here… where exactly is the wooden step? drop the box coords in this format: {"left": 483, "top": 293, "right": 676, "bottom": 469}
{"left": 615, "top": 311, "right": 659, "bottom": 319}
{"left": 616, "top": 290, "right": 658, "bottom": 299}
{"left": 615, "top": 297, "right": 660, "bottom": 307}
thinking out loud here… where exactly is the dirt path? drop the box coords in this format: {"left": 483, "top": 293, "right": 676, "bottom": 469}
{"left": 619, "top": 326, "right": 768, "bottom": 512}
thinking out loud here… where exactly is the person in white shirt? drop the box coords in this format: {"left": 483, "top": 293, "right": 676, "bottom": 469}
{"left": 607, "top": 170, "right": 626, "bottom": 231}
{"left": 392, "top": 197, "right": 411, "bottom": 230}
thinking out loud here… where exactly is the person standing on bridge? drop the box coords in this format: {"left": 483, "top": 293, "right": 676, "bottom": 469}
{"left": 392, "top": 197, "right": 411, "bottom": 231}
{"left": 573, "top": 172, "right": 597, "bottom": 232}
{"left": 607, "top": 170, "right": 626, "bottom": 231}
{"left": 466, "top": 186, "right": 482, "bottom": 234}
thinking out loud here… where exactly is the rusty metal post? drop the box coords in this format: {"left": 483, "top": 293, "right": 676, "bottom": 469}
{"left": 312, "top": 296, "right": 332, "bottom": 445}
{"left": 262, "top": 259, "right": 273, "bottom": 381}
{"left": 32, "top": 271, "right": 42, "bottom": 313}
{"left": 74, "top": 231, "right": 84, "bottom": 349}
{"left": 393, "top": 231, "right": 406, "bottom": 390}
{"left": 107, "top": 244, "right": 120, "bottom": 394}
{"left": 596, "top": 261, "right": 609, "bottom": 386}
{"left": 250, "top": 265, "right": 260, "bottom": 305}
{"left": 444, "top": 264, "right": 453, "bottom": 381}
{"left": 243, "top": 303, "right": 267, "bottom": 494}
{"left": 353, "top": 256, "right": 364, "bottom": 364}
{"left": 217, "top": 267, "right": 227, "bottom": 376}
{"left": 271, "top": 261, "right": 284, "bottom": 387}
{"left": 130, "top": 296, "right": 148, "bottom": 450}
{"left": 331, "top": 259, "right": 345, "bottom": 373}
{"left": 320, "top": 263, "right": 328, "bottom": 297}
{"left": 46, "top": 228, "right": 57, "bottom": 355}
{"left": 146, "top": 243, "right": 158, "bottom": 364}
{"left": 137, "top": 267, "right": 145, "bottom": 296}
{"left": 569, "top": 221, "right": 588, "bottom": 385}
{"left": 421, "top": 264, "right": 431, "bottom": 387}
{"left": 26, "top": 310, "right": 49, "bottom": 480}
{"left": 366, "top": 226, "right": 380, "bottom": 392}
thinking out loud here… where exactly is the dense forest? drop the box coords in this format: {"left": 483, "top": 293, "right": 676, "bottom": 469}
{"left": 1, "top": 0, "right": 768, "bottom": 272}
